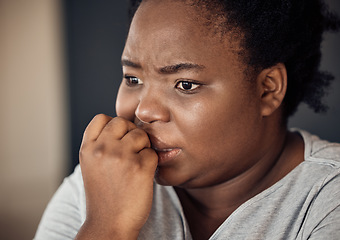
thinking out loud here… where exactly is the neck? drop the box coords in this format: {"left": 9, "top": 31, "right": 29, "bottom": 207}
{"left": 175, "top": 127, "right": 304, "bottom": 220}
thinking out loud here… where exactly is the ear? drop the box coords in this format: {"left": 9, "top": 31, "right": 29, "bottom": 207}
{"left": 257, "top": 63, "right": 287, "bottom": 117}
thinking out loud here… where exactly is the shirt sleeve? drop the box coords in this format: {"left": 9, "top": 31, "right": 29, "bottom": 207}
{"left": 34, "top": 165, "right": 86, "bottom": 240}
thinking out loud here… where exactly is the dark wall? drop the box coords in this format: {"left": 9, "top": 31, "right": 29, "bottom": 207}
{"left": 64, "top": 0, "right": 340, "bottom": 173}
{"left": 63, "top": 0, "right": 128, "bottom": 172}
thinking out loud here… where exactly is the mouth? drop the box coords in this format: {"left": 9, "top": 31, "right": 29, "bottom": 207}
{"left": 152, "top": 147, "right": 175, "bottom": 152}
{"left": 149, "top": 135, "right": 181, "bottom": 164}
{"left": 152, "top": 147, "right": 181, "bottom": 165}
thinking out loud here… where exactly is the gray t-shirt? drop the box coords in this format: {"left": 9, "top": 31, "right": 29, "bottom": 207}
{"left": 34, "top": 130, "right": 340, "bottom": 239}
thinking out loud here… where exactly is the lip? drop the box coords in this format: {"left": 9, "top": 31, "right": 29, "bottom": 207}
{"left": 148, "top": 135, "right": 181, "bottom": 165}
{"left": 154, "top": 148, "right": 181, "bottom": 165}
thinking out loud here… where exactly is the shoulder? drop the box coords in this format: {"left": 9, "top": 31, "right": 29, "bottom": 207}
{"left": 296, "top": 129, "right": 340, "bottom": 207}
{"left": 296, "top": 129, "right": 340, "bottom": 167}
{"left": 291, "top": 129, "right": 340, "bottom": 192}
{"left": 294, "top": 130, "right": 340, "bottom": 238}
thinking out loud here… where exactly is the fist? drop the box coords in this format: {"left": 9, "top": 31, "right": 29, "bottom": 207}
{"left": 78, "top": 114, "right": 158, "bottom": 239}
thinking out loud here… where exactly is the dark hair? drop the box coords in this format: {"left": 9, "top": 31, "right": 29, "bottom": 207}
{"left": 128, "top": 0, "right": 340, "bottom": 118}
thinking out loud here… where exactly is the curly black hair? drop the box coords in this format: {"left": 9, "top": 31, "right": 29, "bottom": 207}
{"left": 127, "top": 0, "right": 340, "bottom": 118}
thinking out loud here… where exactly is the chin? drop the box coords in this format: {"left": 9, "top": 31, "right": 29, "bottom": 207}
{"left": 154, "top": 166, "right": 206, "bottom": 189}
{"left": 154, "top": 168, "right": 175, "bottom": 186}
{"left": 154, "top": 166, "right": 188, "bottom": 187}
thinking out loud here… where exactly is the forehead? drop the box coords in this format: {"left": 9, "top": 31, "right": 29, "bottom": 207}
{"left": 124, "top": 0, "right": 244, "bottom": 71}
{"left": 130, "top": 1, "right": 209, "bottom": 45}
{"left": 131, "top": 0, "right": 231, "bottom": 41}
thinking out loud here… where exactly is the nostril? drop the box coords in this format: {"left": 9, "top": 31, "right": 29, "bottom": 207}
{"left": 135, "top": 97, "right": 170, "bottom": 124}
{"left": 135, "top": 115, "right": 151, "bottom": 126}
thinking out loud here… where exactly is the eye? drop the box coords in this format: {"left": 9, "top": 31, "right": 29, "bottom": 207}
{"left": 124, "top": 76, "right": 143, "bottom": 86}
{"left": 175, "top": 80, "right": 201, "bottom": 92}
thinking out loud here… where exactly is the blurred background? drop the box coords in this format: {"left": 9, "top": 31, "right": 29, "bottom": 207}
{"left": 0, "top": 0, "right": 339, "bottom": 239}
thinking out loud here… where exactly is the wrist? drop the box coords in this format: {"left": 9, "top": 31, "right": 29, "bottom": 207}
{"left": 75, "top": 220, "right": 140, "bottom": 240}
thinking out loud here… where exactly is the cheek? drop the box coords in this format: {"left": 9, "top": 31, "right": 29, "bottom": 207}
{"left": 115, "top": 85, "right": 139, "bottom": 121}
{"left": 174, "top": 100, "right": 224, "bottom": 147}
{"left": 176, "top": 95, "right": 259, "bottom": 157}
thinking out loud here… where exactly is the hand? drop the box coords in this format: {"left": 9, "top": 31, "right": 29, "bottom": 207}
{"left": 76, "top": 114, "right": 158, "bottom": 239}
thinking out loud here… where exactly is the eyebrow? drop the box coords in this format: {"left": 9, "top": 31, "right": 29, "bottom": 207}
{"left": 159, "top": 63, "right": 205, "bottom": 74}
{"left": 121, "top": 59, "right": 142, "bottom": 68}
{"left": 121, "top": 59, "right": 205, "bottom": 74}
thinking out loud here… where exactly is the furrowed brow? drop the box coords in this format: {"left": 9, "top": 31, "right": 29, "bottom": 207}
{"left": 121, "top": 59, "right": 142, "bottom": 68}
{"left": 159, "top": 63, "right": 205, "bottom": 74}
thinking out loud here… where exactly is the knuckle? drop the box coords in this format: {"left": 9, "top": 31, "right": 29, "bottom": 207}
{"left": 110, "top": 117, "right": 129, "bottom": 131}
{"left": 112, "top": 116, "right": 127, "bottom": 125}
{"left": 79, "top": 142, "right": 91, "bottom": 161}
{"left": 80, "top": 143, "right": 107, "bottom": 163}
{"left": 125, "top": 129, "right": 150, "bottom": 150}
{"left": 94, "top": 114, "right": 113, "bottom": 127}
{"left": 94, "top": 113, "right": 108, "bottom": 120}
{"left": 82, "top": 142, "right": 112, "bottom": 160}
{"left": 79, "top": 135, "right": 147, "bottom": 169}
{"left": 132, "top": 128, "right": 148, "bottom": 139}
{"left": 92, "top": 144, "right": 106, "bottom": 159}
{"left": 92, "top": 114, "right": 110, "bottom": 125}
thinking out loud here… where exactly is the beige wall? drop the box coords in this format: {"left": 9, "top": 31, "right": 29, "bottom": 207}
{"left": 0, "top": 0, "right": 69, "bottom": 239}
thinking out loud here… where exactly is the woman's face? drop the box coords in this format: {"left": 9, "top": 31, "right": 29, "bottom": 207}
{"left": 116, "top": 0, "right": 265, "bottom": 188}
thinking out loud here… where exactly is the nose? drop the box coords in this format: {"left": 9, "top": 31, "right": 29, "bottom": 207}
{"left": 135, "top": 88, "right": 170, "bottom": 124}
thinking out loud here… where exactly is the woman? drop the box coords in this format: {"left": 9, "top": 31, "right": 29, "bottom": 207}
{"left": 35, "top": 0, "right": 340, "bottom": 239}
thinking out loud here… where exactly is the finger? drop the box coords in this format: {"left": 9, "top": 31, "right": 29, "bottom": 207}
{"left": 139, "top": 148, "right": 158, "bottom": 173}
{"left": 121, "top": 128, "right": 151, "bottom": 153}
{"left": 82, "top": 114, "right": 113, "bottom": 142}
{"left": 97, "top": 117, "right": 137, "bottom": 141}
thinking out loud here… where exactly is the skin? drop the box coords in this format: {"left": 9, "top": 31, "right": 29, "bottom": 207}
{"left": 76, "top": 1, "right": 305, "bottom": 239}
